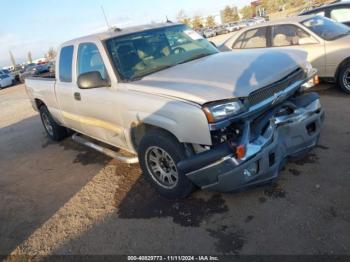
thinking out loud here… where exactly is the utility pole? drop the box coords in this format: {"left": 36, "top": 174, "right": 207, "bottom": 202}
{"left": 9, "top": 50, "right": 16, "bottom": 68}
{"left": 28, "top": 52, "right": 33, "bottom": 64}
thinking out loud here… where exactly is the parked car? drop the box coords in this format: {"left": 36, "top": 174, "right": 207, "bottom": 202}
{"left": 0, "top": 70, "right": 15, "bottom": 86}
{"left": 225, "top": 23, "right": 240, "bottom": 32}
{"left": 20, "top": 64, "right": 50, "bottom": 82}
{"left": 0, "top": 74, "right": 14, "bottom": 89}
{"left": 25, "top": 22, "right": 323, "bottom": 198}
{"left": 48, "top": 61, "right": 56, "bottom": 74}
{"left": 214, "top": 26, "right": 229, "bottom": 35}
{"left": 254, "top": 16, "right": 267, "bottom": 24}
{"left": 220, "top": 15, "right": 350, "bottom": 93}
{"left": 203, "top": 28, "right": 216, "bottom": 38}
{"left": 300, "top": 1, "right": 350, "bottom": 27}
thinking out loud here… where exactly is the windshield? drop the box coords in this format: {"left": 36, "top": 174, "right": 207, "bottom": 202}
{"left": 106, "top": 24, "right": 218, "bottom": 80}
{"left": 302, "top": 16, "right": 350, "bottom": 40}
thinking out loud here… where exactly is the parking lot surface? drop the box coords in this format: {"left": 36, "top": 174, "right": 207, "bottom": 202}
{"left": 0, "top": 82, "right": 349, "bottom": 256}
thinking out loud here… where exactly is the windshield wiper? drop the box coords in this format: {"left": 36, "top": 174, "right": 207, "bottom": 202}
{"left": 177, "top": 53, "right": 214, "bottom": 65}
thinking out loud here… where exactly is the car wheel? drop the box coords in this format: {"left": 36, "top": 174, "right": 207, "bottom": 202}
{"left": 138, "top": 129, "right": 195, "bottom": 198}
{"left": 39, "top": 105, "right": 68, "bottom": 141}
{"left": 338, "top": 62, "right": 350, "bottom": 94}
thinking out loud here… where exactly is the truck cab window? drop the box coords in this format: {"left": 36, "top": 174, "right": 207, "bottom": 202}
{"left": 59, "top": 45, "right": 74, "bottom": 82}
{"left": 77, "top": 43, "right": 107, "bottom": 80}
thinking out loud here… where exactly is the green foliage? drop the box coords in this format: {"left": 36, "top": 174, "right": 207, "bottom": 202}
{"left": 176, "top": 9, "right": 191, "bottom": 26}
{"left": 240, "top": 5, "right": 254, "bottom": 19}
{"left": 191, "top": 16, "right": 203, "bottom": 30}
{"left": 206, "top": 16, "right": 216, "bottom": 28}
{"left": 222, "top": 6, "right": 239, "bottom": 23}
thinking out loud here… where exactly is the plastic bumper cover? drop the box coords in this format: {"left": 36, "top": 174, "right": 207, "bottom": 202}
{"left": 185, "top": 98, "right": 325, "bottom": 192}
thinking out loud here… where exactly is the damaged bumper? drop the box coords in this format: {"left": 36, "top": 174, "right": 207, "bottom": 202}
{"left": 178, "top": 93, "right": 325, "bottom": 192}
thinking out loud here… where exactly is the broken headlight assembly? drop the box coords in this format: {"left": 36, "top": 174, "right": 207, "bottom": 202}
{"left": 202, "top": 99, "right": 245, "bottom": 123}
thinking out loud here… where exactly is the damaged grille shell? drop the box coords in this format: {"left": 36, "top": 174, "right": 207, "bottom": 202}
{"left": 248, "top": 68, "right": 306, "bottom": 107}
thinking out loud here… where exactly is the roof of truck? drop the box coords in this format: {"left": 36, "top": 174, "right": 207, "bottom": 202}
{"left": 61, "top": 22, "right": 183, "bottom": 47}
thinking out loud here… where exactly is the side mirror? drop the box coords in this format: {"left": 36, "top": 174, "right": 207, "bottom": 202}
{"left": 77, "top": 71, "right": 109, "bottom": 89}
{"left": 298, "top": 37, "right": 318, "bottom": 45}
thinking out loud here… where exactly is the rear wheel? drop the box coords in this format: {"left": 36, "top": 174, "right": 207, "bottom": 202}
{"left": 39, "top": 105, "right": 68, "bottom": 141}
{"left": 338, "top": 62, "right": 350, "bottom": 94}
{"left": 138, "top": 129, "right": 195, "bottom": 198}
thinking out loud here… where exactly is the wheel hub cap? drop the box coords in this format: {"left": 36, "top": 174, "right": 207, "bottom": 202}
{"left": 145, "top": 146, "right": 178, "bottom": 189}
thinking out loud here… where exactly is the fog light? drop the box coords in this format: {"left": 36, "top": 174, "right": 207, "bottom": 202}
{"left": 243, "top": 162, "right": 259, "bottom": 178}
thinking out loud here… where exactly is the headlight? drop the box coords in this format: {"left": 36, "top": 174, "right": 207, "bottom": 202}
{"left": 203, "top": 99, "right": 244, "bottom": 123}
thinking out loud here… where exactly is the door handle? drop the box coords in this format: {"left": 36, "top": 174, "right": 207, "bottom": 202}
{"left": 74, "top": 92, "right": 81, "bottom": 101}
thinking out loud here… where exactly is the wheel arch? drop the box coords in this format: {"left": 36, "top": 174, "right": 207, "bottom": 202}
{"left": 335, "top": 57, "right": 350, "bottom": 81}
{"left": 130, "top": 122, "right": 181, "bottom": 152}
{"left": 34, "top": 98, "right": 46, "bottom": 110}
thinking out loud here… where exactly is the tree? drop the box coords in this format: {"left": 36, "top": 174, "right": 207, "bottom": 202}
{"left": 240, "top": 5, "right": 255, "bottom": 19}
{"left": 27, "top": 52, "right": 33, "bottom": 64}
{"left": 45, "top": 47, "right": 57, "bottom": 61}
{"left": 191, "top": 16, "right": 203, "bottom": 30}
{"left": 206, "top": 16, "right": 216, "bottom": 28}
{"left": 222, "top": 6, "right": 239, "bottom": 23}
{"left": 176, "top": 9, "right": 191, "bottom": 25}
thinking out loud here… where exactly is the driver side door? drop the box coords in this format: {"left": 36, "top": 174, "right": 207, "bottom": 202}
{"left": 74, "top": 42, "right": 127, "bottom": 149}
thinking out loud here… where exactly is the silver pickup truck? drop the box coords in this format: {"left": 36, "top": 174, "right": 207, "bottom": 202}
{"left": 25, "top": 22, "right": 324, "bottom": 198}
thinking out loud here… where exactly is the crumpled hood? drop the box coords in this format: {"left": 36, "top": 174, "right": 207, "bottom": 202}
{"left": 129, "top": 49, "right": 308, "bottom": 105}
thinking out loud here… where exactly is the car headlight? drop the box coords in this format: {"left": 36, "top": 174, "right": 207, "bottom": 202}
{"left": 203, "top": 99, "right": 244, "bottom": 123}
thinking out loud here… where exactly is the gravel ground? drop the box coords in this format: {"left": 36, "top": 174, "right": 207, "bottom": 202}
{"left": 0, "top": 79, "right": 350, "bottom": 256}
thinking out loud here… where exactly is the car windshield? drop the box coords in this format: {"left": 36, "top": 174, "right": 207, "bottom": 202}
{"left": 302, "top": 16, "right": 350, "bottom": 40}
{"left": 106, "top": 24, "right": 218, "bottom": 81}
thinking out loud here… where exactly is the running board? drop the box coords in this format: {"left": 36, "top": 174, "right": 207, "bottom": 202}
{"left": 72, "top": 133, "right": 139, "bottom": 164}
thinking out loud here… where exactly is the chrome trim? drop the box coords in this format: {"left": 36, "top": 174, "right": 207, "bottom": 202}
{"left": 209, "top": 79, "right": 304, "bottom": 131}
{"left": 208, "top": 70, "right": 319, "bottom": 131}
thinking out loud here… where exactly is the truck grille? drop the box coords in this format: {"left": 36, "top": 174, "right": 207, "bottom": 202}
{"left": 248, "top": 68, "right": 305, "bottom": 106}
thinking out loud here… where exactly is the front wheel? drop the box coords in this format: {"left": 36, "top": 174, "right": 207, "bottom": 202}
{"left": 39, "top": 105, "right": 68, "bottom": 141}
{"left": 338, "top": 62, "right": 350, "bottom": 94}
{"left": 138, "top": 129, "right": 195, "bottom": 198}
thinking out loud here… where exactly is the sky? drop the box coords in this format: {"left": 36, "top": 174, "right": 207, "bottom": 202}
{"left": 0, "top": 0, "right": 249, "bottom": 67}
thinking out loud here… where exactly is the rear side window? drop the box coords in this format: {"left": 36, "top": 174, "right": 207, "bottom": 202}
{"left": 59, "top": 45, "right": 74, "bottom": 82}
{"left": 233, "top": 27, "right": 267, "bottom": 49}
{"left": 330, "top": 8, "right": 350, "bottom": 23}
{"left": 272, "top": 24, "right": 310, "bottom": 47}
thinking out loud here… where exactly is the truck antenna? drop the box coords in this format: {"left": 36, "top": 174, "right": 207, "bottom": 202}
{"left": 101, "top": 5, "right": 111, "bottom": 30}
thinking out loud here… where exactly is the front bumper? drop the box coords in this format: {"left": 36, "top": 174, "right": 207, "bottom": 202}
{"left": 181, "top": 95, "right": 325, "bottom": 192}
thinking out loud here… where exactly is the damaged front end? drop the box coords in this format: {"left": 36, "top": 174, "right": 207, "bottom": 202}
{"left": 177, "top": 68, "right": 324, "bottom": 192}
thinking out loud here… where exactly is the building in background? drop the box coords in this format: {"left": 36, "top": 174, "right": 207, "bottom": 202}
{"left": 251, "top": 0, "right": 266, "bottom": 17}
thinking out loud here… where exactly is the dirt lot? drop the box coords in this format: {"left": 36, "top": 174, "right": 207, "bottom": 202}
{"left": 0, "top": 81, "right": 350, "bottom": 256}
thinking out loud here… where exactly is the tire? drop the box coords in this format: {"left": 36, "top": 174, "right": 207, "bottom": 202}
{"left": 138, "top": 129, "right": 195, "bottom": 198}
{"left": 338, "top": 62, "right": 350, "bottom": 94}
{"left": 39, "top": 105, "right": 68, "bottom": 141}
